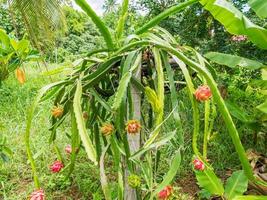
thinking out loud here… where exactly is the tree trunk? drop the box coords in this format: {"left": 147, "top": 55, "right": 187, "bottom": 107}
{"left": 124, "top": 65, "right": 141, "bottom": 200}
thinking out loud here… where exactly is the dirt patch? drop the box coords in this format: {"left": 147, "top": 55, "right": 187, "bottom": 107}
{"left": 53, "top": 184, "right": 84, "bottom": 200}
{"left": 176, "top": 173, "right": 199, "bottom": 199}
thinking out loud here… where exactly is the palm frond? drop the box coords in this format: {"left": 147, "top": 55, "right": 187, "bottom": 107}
{"left": 10, "top": 0, "right": 66, "bottom": 51}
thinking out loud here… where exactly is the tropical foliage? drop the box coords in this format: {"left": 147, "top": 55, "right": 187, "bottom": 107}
{"left": 0, "top": 28, "right": 39, "bottom": 84}
{"left": 22, "top": 0, "right": 267, "bottom": 199}
{"left": 0, "top": 0, "right": 266, "bottom": 199}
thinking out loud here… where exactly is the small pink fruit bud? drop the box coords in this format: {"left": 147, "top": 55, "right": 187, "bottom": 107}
{"left": 194, "top": 85, "right": 212, "bottom": 101}
{"left": 29, "top": 189, "right": 45, "bottom": 200}
{"left": 50, "top": 160, "right": 64, "bottom": 173}
{"left": 193, "top": 158, "right": 205, "bottom": 171}
{"left": 65, "top": 145, "right": 72, "bottom": 154}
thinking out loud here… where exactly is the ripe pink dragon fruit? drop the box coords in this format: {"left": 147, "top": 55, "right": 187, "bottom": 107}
{"left": 193, "top": 158, "right": 205, "bottom": 171}
{"left": 50, "top": 160, "right": 64, "bottom": 173}
{"left": 29, "top": 189, "right": 45, "bottom": 200}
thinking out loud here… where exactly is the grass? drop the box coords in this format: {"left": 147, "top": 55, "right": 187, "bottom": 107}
{"left": 0, "top": 64, "right": 266, "bottom": 199}
{"left": 0, "top": 66, "right": 104, "bottom": 199}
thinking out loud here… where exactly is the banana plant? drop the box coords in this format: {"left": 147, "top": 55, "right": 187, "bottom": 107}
{"left": 0, "top": 28, "right": 40, "bottom": 85}
{"left": 25, "top": 0, "right": 267, "bottom": 199}
{"left": 195, "top": 168, "right": 267, "bottom": 200}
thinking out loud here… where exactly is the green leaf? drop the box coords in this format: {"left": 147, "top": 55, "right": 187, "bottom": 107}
{"left": 10, "top": 39, "right": 18, "bottom": 51}
{"left": 130, "top": 130, "right": 176, "bottom": 159}
{"left": 41, "top": 65, "right": 72, "bottom": 76}
{"left": 163, "top": 52, "right": 184, "bottom": 145}
{"left": 0, "top": 29, "right": 10, "bottom": 49}
{"left": 145, "top": 87, "right": 161, "bottom": 113}
{"left": 205, "top": 52, "right": 266, "bottom": 70}
{"left": 116, "top": 0, "right": 129, "bottom": 40}
{"left": 118, "top": 165, "right": 124, "bottom": 200}
{"left": 262, "top": 69, "right": 267, "bottom": 80}
{"left": 233, "top": 196, "right": 267, "bottom": 200}
{"left": 109, "top": 135, "right": 121, "bottom": 169}
{"left": 200, "top": 0, "right": 267, "bottom": 49}
{"left": 100, "top": 145, "right": 112, "bottom": 200}
{"left": 133, "top": 157, "right": 153, "bottom": 189}
{"left": 152, "top": 38, "right": 254, "bottom": 181}
{"left": 74, "top": 0, "right": 114, "bottom": 49}
{"left": 90, "top": 89, "right": 112, "bottom": 112}
{"left": 25, "top": 81, "right": 65, "bottom": 188}
{"left": 225, "top": 101, "right": 255, "bottom": 123}
{"left": 171, "top": 55, "right": 201, "bottom": 156}
{"left": 17, "top": 39, "right": 30, "bottom": 54}
{"left": 144, "top": 48, "right": 164, "bottom": 147}
{"left": 66, "top": 109, "right": 80, "bottom": 179}
{"left": 250, "top": 80, "right": 267, "bottom": 90}
{"left": 249, "top": 0, "right": 267, "bottom": 19}
{"left": 112, "top": 53, "right": 141, "bottom": 110}
{"left": 83, "top": 56, "right": 122, "bottom": 87}
{"left": 225, "top": 170, "right": 248, "bottom": 200}
{"left": 130, "top": 77, "right": 145, "bottom": 92}
{"left": 143, "top": 107, "right": 177, "bottom": 148}
{"left": 112, "top": 72, "right": 132, "bottom": 110}
{"left": 257, "top": 100, "right": 267, "bottom": 114}
{"left": 73, "top": 78, "right": 97, "bottom": 165}
{"left": 195, "top": 167, "right": 224, "bottom": 196}
{"left": 151, "top": 150, "right": 181, "bottom": 198}
{"left": 136, "top": 0, "right": 198, "bottom": 34}
{"left": 1, "top": 146, "right": 13, "bottom": 158}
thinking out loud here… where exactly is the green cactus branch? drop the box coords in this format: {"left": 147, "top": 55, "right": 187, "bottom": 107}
{"left": 136, "top": 0, "right": 198, "bottom": 34}
{"left": 203, "top": 99, "right": 211, "bottom": 158}
{"left": 75, "top": 0, "right": 114, "bottom": 50}
{"left": 153, "top": 43, "right": 255, "bottom": 181}
{"left": 172, "top": 56, "right": 201, "bottom": 157}
{"left": 116, "top": 0, "right": 129, "bottom": 41}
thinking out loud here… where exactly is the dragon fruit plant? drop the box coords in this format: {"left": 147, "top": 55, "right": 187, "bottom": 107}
{"left": 25, "top": 0, "right": 267, "bottom": 199}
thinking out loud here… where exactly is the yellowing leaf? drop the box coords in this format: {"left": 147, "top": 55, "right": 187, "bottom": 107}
{"left": 15, "top": 68, "right": 26, "bottom": 84}
{"left": 145, "top": 86, "right": 161, "bottom": 113}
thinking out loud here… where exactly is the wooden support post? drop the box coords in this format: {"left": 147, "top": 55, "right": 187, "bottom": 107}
{"left": 124, "top": 64, "right": 141, "bottom": 200}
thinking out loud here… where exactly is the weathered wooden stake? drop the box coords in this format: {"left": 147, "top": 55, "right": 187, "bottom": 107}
{"left": 124, "top": 65, "right": 141, "bottom": 200}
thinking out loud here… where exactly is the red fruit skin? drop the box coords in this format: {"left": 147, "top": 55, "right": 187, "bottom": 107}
{"left": 158, "top": 185, "right": 173, "bottom": 199}
{"left": 165, "top": 185, "right": 173, "bottom": 195}
{"left": 50, "top": 160, "right": 64, "bottom": 173}
{"left": 30, "top": 189, "right": 45, "bottom": 200}
{"left": 158, "top": 189, "right": 168, "bottom": 200}
{"left": 193, "top": 159, "right": 205, "bottom": 171}
{"left": 194, "top": 86, "right": 212, "bottom": 101}
{"left": 65, "top": 145, "right": 72, "bottom": 154}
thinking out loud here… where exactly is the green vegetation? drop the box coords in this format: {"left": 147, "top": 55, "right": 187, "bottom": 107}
{"left": 0, "top": 0, "right": 266, "bottom": 199}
